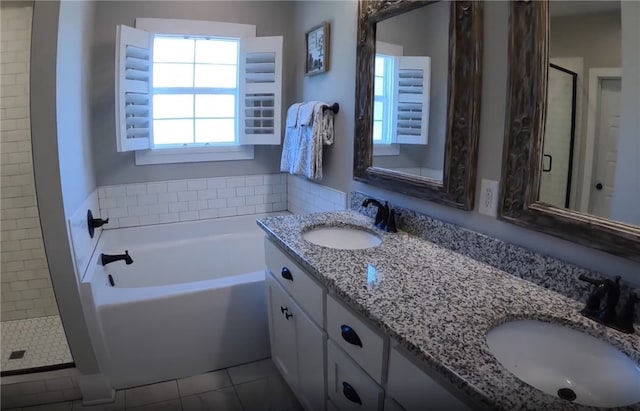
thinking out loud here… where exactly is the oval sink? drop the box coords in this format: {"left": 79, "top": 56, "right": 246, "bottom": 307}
{"left": 486, "top": 320, "right": 640, "bottom": 407}
{"left": 302, "top": 226, "right": 382, "bottom": 250}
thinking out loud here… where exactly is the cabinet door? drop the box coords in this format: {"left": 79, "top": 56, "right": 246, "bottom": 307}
{"left": 327, "top": 341, "right": 384, "bottom": 411}
{"left": 267, "top": 274, "right": 299, "bottom": 391}
{"left": 296, "top": 298, "right": 326, "bottom": 411}
{"left": 387, "top": 347, "right": 472, "bottom": 411}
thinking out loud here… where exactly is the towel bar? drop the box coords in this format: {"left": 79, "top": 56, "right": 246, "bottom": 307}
{"left": 322, "top": 103, "right": 340, "bottom": 114}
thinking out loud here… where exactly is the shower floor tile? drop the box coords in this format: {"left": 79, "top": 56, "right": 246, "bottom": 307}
{"left": 1, "top": 315, "right": 73, "bottom": 372}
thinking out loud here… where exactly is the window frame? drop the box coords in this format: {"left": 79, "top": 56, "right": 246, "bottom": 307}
{"left": 374, "top": 41, "right": 403, "bottom": 156}
{"left": 133, "top": 18, "right": 257, "bottom": 165}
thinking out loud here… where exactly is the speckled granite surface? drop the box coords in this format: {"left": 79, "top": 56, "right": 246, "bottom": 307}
{"left": 350, "top": 192, "right": 640, "bottom": 323}
{"left": 257, "top": 210, "right": 640, "bottom": 411}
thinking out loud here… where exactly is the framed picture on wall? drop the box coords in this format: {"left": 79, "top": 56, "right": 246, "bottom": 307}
{"left": 305, "top": 22, "right": 330, "bottom": 76}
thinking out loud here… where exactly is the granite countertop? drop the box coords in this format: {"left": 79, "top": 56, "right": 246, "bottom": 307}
{"left": 257, "top": 210, "right": 640, "bottom": 411}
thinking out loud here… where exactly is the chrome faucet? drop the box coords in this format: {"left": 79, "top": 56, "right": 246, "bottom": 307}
{"left": 362, "top": 198, "right": 397, "bottom": 232}
{"left": 101, "top": 250, "right": 133, "bottom": 266}
{"left": 579, "top": 274, "right": 636, "bottom": 333}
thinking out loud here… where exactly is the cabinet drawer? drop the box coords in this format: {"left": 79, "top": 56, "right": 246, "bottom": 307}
{"left": 326, "top": 294, "right": 386, "bottom": 384}
{"left": 387, "top": 346, "right": 472, "bottom": 411}
{"left": 327, "top": 341, "right": 384, "bottom": 411}
{"left": 265, "top": 238, "right": 324, "bottom": 325}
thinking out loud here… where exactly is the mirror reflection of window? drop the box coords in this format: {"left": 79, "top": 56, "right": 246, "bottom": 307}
{"left": 374, "top": 55, "right": 394, "bottom": 145}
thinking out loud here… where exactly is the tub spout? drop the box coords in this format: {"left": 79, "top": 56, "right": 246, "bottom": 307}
{"left": 101, "top": 250, "right": 133, "bottom": 266}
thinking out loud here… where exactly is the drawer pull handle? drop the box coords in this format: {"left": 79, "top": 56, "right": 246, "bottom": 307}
{"left": 342, "top": 382, "right": 362, "bottom": 405}
{"left": 285, "top": 312, "right": 293, "bottom": 320}
{"left": 280, "top": 306, "right": 288, "bottom": 314}
{"left": 340, "top": 325, "right": 363, "bottom": 347}
{"left": 281, "top": 267, "right": 293, "bottom": 281}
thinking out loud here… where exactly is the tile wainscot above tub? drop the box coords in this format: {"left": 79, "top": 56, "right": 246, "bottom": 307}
{"left": 257, "top": 208, "right": 640, "bottom": 410}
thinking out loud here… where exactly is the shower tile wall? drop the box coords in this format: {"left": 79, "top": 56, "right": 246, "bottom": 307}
{"left": 287, "top": 175, "right": 348, "bottom": 214}
{"left": 1, "top": 4, "right": 59, "bottom": 322}
{"left": 98, "top": 174, "right": 288, "bottom": 229}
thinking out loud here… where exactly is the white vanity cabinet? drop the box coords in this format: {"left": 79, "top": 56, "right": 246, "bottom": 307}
{"left": 266, "top": 274, "right": 326, "bottom": 411}
{"left": 386, "top": 346, "right": 473, "bottom": 411}
{"left": 264, "top": 238, "right": 479, "bottom": 411}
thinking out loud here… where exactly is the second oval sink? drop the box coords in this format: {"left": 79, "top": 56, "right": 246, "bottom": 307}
{"left": 486, "top": 319, "right": 640, "bottom": 408}
{"left": 302, "top": 226, "right": 382, "bottom": 250}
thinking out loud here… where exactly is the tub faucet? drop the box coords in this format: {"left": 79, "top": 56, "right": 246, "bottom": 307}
{"left": 101, "top": 250, "right": 133, "bottom": 266}
{"left": 362, "top": 198, "right": 388, "bottom": 227}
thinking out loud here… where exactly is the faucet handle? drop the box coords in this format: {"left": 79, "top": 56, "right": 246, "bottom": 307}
{"left": 579, "top": 275, "right": 613, "bottom": 314}
{"left": 618, "top": 292, "right": 638, "bottom": 333}
{"left": 600, "top": 276, "right": 621, "bottom": 323}
{"left": 385, "top": 209, "right": 398, "bottom": 233}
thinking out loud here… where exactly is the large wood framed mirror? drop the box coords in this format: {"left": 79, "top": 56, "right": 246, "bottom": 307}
{"left": 500, "top": 0, "right": 640, "bottom": 260}
{"left": 353, "top": 1, "right": 483, "bottom": 210}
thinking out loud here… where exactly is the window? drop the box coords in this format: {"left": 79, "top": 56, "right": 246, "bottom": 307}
{"left": 374, "top": 54, "right": 394, "bottom": 145}
{"left": 115, "top": 19, "right": 283, "bottom": 165}
{"left": 152, "top": 36, "right": 239, "bottom": 147}
{"left": 372, "top": 42, "right": 432, "bottom": 156}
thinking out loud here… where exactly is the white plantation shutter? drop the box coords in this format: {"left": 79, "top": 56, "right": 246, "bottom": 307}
{"left": 115, "top": 25, "right": 151, "bottom": 152}
{"left": 238, "top": 36, "right": 283, "bottom": 145}
{"left": 392, "top": 56, "right": 431, "bottom": 145}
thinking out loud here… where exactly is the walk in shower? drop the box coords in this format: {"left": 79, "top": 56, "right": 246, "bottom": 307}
{"left": 1, "top": 2, "right": 73, "bottom": 375}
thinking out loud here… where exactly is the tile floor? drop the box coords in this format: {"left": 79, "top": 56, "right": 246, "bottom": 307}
{"left": 1, "top": 316, "right": 73, "bottom": 372}
{"left": 3, "top": 359, "right": 302, "bottom": 411}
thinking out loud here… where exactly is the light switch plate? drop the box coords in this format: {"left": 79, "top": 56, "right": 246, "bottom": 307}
{"left": 479, "top": 179, "right": 499, "bottom": 217}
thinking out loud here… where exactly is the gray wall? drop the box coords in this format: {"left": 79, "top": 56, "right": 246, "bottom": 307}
{"left": 91, "top": 1, "right": 296, "bottom": 186}
{"left": 57, "top": 0, "right": 98, "bottom": 215}
{"left": 31, "top": 0, "right": 100, "bottom": 373}
{"left": 293, "top": 1, "right": 640, "bottom": 286}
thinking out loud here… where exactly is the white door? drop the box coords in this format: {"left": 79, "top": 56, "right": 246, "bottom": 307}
{"left": 267, "top": 274, "right": 299, "bottom": 391}
{"left": 588, "top": 78, "right": 621, "bottom": 218}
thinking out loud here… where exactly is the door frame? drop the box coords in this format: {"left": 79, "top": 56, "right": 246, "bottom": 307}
{"left": 579, "top": 67, "right": 622, "bottom": 212}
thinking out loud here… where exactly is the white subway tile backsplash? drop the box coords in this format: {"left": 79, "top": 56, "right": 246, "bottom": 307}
{"left": 167, "top": 181, "right": 188, "bottom": 192}
{"left": 178, "top": 191, "right": 198, "bottom": 202}
{"left": 187, "top": 179, "right": 207, "bottom": 191}
{"left": 179, "top": 211, "right": 199, "bottom": 222}
{"left": 287, "top": 175, "right": 347, "bottom": 215}
{"left": 97, "top": 174, "right": 288, "bottom": 229}
{"left": 216, "top": 188, "right": 236, "bottom": 198}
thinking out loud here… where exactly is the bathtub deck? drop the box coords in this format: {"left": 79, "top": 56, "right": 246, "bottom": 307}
{"left": 12, "top": 358, "right": 301, "bottom": 411}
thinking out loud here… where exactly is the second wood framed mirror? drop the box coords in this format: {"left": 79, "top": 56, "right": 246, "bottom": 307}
{"left": 500, "top": 0, "right": 640, "bottom": 261}
{"left": 353, "top": 0, "right": 483, "bottom": 210}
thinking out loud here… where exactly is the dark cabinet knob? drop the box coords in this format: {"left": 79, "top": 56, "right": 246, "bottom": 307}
{"left": 340, "top": 324, "right": 363, "bottom": 347}
{"left": 285, "top": 312, "right": 293, "bottom": 320}
{"left": 280, "top": 306, "right": 288, "bottom": 314}
{"left": 281, "top": 267, "right": 293, "bottom": 281}
{"left": 596, "top": 183, "right": 603, "bottom": 190}
{"left": 342, "top": 382, "right": 362, "bottom": 405}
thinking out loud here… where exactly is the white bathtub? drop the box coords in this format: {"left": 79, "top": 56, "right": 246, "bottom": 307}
{"left": 81, "top": 213, "right": 283, "bottom": 389}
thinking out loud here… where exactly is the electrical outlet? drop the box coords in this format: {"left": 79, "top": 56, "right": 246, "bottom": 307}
{"left": 479, "top": 179, "right": 499, "bottom": 217}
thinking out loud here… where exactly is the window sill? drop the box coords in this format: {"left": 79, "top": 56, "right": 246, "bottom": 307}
{"left": 134, "top": 145, "right": 255, "bottom": 165}
{"left": 373, "top": 144, "right": 400, "bottom": 156}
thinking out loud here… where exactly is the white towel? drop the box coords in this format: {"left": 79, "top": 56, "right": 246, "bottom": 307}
{"left": 280, "top": 101, "right": 333, "bottom": 180}
{"left": 286, "top": 103, "right": 302, "bottom": 128}
{"left": 280, "top": 101, "right": 335, "bottom": 180}
{"left": 280, "top": 103, "right": 304, "bottom": 174}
